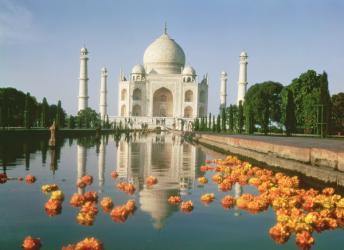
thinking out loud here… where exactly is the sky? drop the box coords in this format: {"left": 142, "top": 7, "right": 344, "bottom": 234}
{"left": 0, "top": 0, "right": 343, "bottom": 116}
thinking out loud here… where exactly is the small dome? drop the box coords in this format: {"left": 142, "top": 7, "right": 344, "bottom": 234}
{"left": 101, "top": 67, "right": 107, "bottom": 72}
{"left": 182, "top": 65, "right": 196, "bottom": 76}
{"left": 143, "top": 33, "right": 185, "bottom": 74}
{"left": 132, "top": 64, "right": 145, "bottom": 74}
{"left": 80, "top": 47, "right": 88, "bottom": 53}
{"left": 221, "top": 71, "right": 227, "bottom": 76}
{"left": 240, "top": 51, "right": 247, "bottom": 57}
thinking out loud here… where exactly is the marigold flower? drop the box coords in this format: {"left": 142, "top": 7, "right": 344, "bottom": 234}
{"left": 211, "top": 174, "right": 223, "bottom": 184}
{"left": 125, "top": 199, "right": 136, "bottom": 212}
{"left": 76, "top": 212, "right": 95, "bottom": 226}
{"left": 111, "top": 171, "right": 119, "bottom": 179}
{"left": 146, "top": 176, "right": 158, "bottom": 186}
{"left": 110, "top": 205, "right": 128, "bottom": 220}
{"left": 0, "top": 173, "right": 7, "bottom": 184}
{"left": 221, "top": 195, "right": 235, "bottom": 209}
{"left": 200, "top": 193, "right": 215, "bottom": 203}
{"left": 180, "top": 200, "right": 194, "bottom": 213}
{"left": 100, "top": 197, "right": 113, "bottom": 212}
{"left": 84, "top": 191, "right": 98, "bottom": 203}
{"left": 25, "top": 175, "right": 36, "bottom": 184}
{"left": 50, "top": 190, "right": 64, "bottom": 201}
{"left": 70, "top": 193, "right": 86, "bottom": 207}
{"left": 45, "top": 199, "right": 62, "bottom": 211}
{"left": 168, "top": 196, "right": 182, "bottom": 204}
{"left": 200, "top": 165, "right": 214, "bottom": 172}
{"left": 22, "top": 236, "right": 41, "bottom": 250}
{"left": 61, "top": 244, "right": 75, "bottom": 250}
{"left": 269, "top": 223, "right": 290, "bottom": 245}
{"left": 41, "top": 184, "right": 59, "bottom": 193}
{"left": 74, "top": 237, "right": 104, "bottom": 250}
{"left": 322, "top": 187, "right": 335, "bottom": 196}
{"left": 197, "top": 176, "right": 208, "bottom": 185}
{"left": 295, "top": 231, "right": 314, "bottom": 250}
{"left": 80, "top": 202, "right": 98, "bottom": 216}
{"left": 81, "top": 175, "right": 93, "bottom": 186}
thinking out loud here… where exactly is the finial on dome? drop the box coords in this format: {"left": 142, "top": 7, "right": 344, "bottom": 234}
{"left": 164, "top": 22, "right": 167, "bottom": 34}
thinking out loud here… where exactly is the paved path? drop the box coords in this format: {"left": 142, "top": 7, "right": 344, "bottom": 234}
{"left": 199, "top": 133, "right": 344, "bottom": 151}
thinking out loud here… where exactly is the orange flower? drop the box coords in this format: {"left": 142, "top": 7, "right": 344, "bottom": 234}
{"left": 110, "top": 205, "right": 128, "bottom": 221}
{"left": 197, "top": 176, "right": 208, "bottom": 185}
{"left": 50, "top": 190, "right": 64, "bottom": 201}
{"left": 322, "top": 187, "right": 335, "bottom": 196}
{"left": 100, "top": 197, "right": 113, "bottom": 212}
{"left": 125, "top": 199, "right": 136, "bottom": 212}
{"left": 81, "top": 175, "right": 93, "bottom": 186}
{"left": 70, "top": 193, "right": 86, "bottom": 207}
{"left": 200, "top": 165, "right": 214, "bottom": 172}
{"left": 84, "top": 191, "right": 98, "bottom": 203}
{"left": 221, "top": 195, "right": 235, "bottom": 209}
{"left": 218, "top": 182, "right": 231, "bottom": 192}
{"left": 41, "top": 184, "right": 59, "bottom": 193}
{"left": 124, "top": 183, "right": 136, "bottom": 195}
{"left": 146, "top": 176, "right": 158, "bottom": 186}
{"left": 111, "top": 171, "right": 119, "bottom": 179}
{"left": 211, "top": 174, "right": 223, "bottom": 184}
{"left": 0, "top": 173, "right": 7, "bottom": 184}
{"left": 22, "top": 236, "right": 41, "bottom": 250}
{"left": 80, "top": 202, "right": 98, "bottom": 216}
{"left": 200, "top": 193, "right": 215, "bottom": 204}
{"left": 269, "top": 223, "right": 290, "bottom": 245}
{"left": 180, "top": 200, "right": 194, "bottom": 213}
{"left": 76, "top": 212, "right": 95, "bottom": 226}
{"left": 61, "top": 244, "right": 75, "bottom": 250}
{"left": 295, "top": 231, "right": 314, "bottom": 250}
{"left": 45, "top": 199, "right": 62, "bottom": 210}
{"left": 25, "top": 175, "right": 36, "bottom": 184}
{"left": 74, "top": 237, "right": 104, "bottom": 250}
{"left": 168, "top": 196, "right": 182, "bottom": 205}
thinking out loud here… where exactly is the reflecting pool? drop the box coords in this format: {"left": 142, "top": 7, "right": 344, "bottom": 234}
{"left": 0, "top": 133, "right": 343, "bottom": 249}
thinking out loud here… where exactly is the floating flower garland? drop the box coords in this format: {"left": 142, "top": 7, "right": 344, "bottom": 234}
{"left": 62, "top": 237, "right": 104, "bottom": 250}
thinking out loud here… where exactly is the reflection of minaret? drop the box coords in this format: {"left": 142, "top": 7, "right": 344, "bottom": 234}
{"left": 234, "top": 182, "right": 242, "bottom": 216}
{"left": 98, "top": 138, "right": 106, "bottom": 193}
{"left": 77, "top": 145, "right": 87, "bottom": 194}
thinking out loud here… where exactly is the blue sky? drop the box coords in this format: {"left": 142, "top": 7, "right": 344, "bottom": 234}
{"left": 0, "top": 0, "right": 343, "bottom": 115}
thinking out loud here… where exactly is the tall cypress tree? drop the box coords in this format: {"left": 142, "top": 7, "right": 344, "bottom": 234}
{"left": 41, "top": 97, "right": 49, "bottom": 127}
{"left": 245, "top": 104, "right": 254, "bottom": 134}
{"left": 285, "top": 89, "right": 296, "bottom": 136}
{"left": 212, "top": 115, "right": 216, "bottom": 132}
{"left": 238, "top": 101, "right": 244, "bottom": 134}
{"left": 229, "top": 105, "right": 234, "bottom": 132}
{"left": 216, "top": 115, "right": 221, "bottom": 132}
{"left": 23, "top": 93, "right": 30, "bottom": 129}
{"left": 208, "top": 113, "right": 212, "bottom": 130}
{"left": 56, "top": 100, "right": 62, "bottom": 128}
{"left": 221, "top": 108, "right": 226, "bottom": 132}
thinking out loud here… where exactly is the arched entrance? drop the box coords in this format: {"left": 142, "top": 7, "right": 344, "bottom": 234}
{"left": 153, "top": 87, "right": 173, "bottom": 117}
{"left": 132, "top": 104, "right": 142, "bottom": 116}
{"left": 184, "top": 106, "right": 193, "bottom": 118}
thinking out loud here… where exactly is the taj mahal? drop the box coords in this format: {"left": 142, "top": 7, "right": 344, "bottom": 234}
{"left": 77, "top": 26, "right": 248, "bottom": 129}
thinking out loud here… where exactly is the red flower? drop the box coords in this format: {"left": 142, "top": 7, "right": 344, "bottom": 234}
{"left": 111, "top": 171, "right": 119, "bottom": 179}
{"left": 25, "top": 175, "right": 36, "bottom": 184}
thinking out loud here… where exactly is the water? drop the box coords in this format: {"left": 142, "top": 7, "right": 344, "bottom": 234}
{"left": 0, "top": 133, "right": 343, "bottom": 250}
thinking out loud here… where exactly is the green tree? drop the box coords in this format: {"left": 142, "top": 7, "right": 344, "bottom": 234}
{"left": 23, "top": 93, "right": 30, "bottom": 129}
{"left": 56, "top": 100, "right": 62, "bottom": 128}
{"left": 283, "top": 89, "right": 296, "bottom": 136}
{"left": 216, "top": 115, "right": 221, "bottom": 132}
{"left": 212, "top": 115, "right": 216, "bottom": 132}
{"left": 77, "top": 108, "right": 100, "bottom": 128}
{"left": 208, "top": 113, "right": 212, "bottom": 130}
{"left": 238, "top": 101, "right": 244, "bottom": 134}
{"left": 244, "top": 81, "right": 283, "bottom": 134}
{"left": 331, "top": 92, "right": 344, "bottom": 134}
{"left": 245, "top": 104, "right": 254, "bottom": 134}
{"left": 228, "top": 105, "right": 234, "bottom": 132}
{"left": 40, "top": 97, "right": 49, "bottom": 127}
{"left": 221, "top": 108, "right": 226, "bottom": 132}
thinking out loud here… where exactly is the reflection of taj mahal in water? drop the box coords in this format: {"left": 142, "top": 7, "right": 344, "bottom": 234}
{"left": 76, "top": 133, "right": 209, "bottom": 229}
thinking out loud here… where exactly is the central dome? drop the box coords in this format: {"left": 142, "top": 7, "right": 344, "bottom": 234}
{"left": 143, "top": 33, "right": 185, "bottom": 74}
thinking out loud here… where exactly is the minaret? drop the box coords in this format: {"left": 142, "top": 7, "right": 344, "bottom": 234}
{"left": 220, "top": 71, "right": 228, "bottom": 111}
{"left": 99, "top": 67, "right": 108, "bottom": 121}
{"left": 78, "top": 47, "right": 89, "bottom": 111}
{"left": 237, "top": 51, "right": 248, "bottom": 105}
